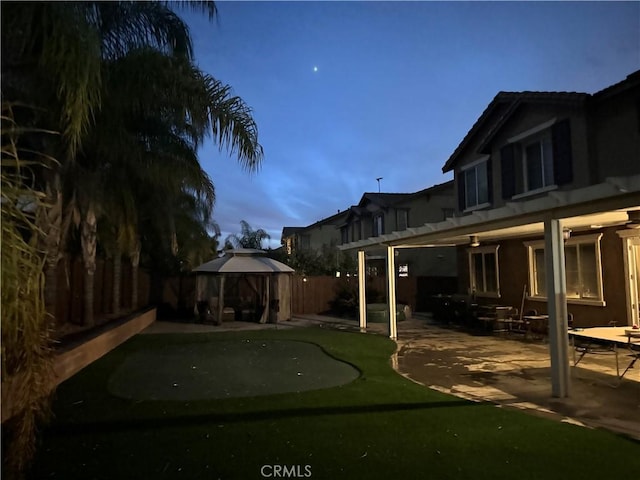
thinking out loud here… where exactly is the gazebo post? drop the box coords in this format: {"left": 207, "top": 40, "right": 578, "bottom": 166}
{"left": 217, "top": 274, "right": 226, "bottom": 325}
{"left": 259, "top": 275, "right": 270, "bottom": 323}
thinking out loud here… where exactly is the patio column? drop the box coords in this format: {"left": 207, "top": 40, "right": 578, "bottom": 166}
{"left": 358, "top": 250, "right": 367, "bottom": 332}
{"left": 386, "top": 245, "right": 398, "bottom": 340}
{"left": 544, "top": 218, "right": 571, "bottom": 398}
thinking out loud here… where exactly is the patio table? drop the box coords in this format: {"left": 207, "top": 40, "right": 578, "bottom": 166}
{"left": 568, "top": 327, "right": 640, "bottom": 382}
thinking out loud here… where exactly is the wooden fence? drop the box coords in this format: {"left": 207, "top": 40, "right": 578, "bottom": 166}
{"left": 50, "top": 257, "right": 150, "bottom": 325}
{"left": 290, "top": 275, "right": 420, "bottom": 315}
{"left": 48, "top": 256, "right": 456, "bottom": 325}
{"left": 159, "top": 274, "right": 452, "bottom": 317}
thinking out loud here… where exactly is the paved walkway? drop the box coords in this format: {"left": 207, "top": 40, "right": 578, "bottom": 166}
{"left": 142, "top": 314, "right": 640, "bottom": 440}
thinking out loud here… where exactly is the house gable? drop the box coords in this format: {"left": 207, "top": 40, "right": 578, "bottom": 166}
{"left": 445, "top": 91, "right": 595, "bottom": 213}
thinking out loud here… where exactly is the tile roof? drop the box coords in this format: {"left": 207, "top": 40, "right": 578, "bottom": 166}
{"left": 442, "top": 70, "right": 640, "bottom": 173}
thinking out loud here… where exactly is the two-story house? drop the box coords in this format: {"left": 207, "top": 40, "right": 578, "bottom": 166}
{"left": 282, "top": 181, "right": 458, "bottom": 281}
{"left": 442, "top": 71, "right": 640, "bottom": 329}
{"left": 338, "top": 181, "right": 457, "bottom": 279}
{"left": 339, "top": 70, "right": 639, "bottom": 397}
{"left": 281, "top": 210, "right": 349, "bottom": 271}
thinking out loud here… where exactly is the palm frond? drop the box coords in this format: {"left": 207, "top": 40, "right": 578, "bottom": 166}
{"left": 167, "top": 0, "right": 218, "bottom": 22}
{"left": 96, "top": 1, "right": 194, "bottom": 60}
{"left": 1, "top": 2, "right": 103, "bottom": 157}
{"left": 204, "top": 75, "right": 264, "bottom": 171}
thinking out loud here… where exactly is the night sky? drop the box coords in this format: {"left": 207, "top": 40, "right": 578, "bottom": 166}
{"left": 183, "top": 1, "right": 639, "bottom": 249}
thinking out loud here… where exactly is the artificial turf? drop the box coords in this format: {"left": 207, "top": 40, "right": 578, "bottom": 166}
{"left": 30, "top": 327, "right": 640, "bottom": 479}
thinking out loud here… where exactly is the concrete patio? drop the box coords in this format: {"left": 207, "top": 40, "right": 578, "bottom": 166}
{"left": 391, "top": 316, "right": 640, "bottom": 441}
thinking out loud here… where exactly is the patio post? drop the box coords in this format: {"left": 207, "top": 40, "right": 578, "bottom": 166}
{"left": 386, "top": 245, "right": 398, "bottom": 340}
{"left": 544, "top": 217, "right": 571, "bottom": 398}
{"left": 358, "top": 250, "right": 367, "bottom": 332}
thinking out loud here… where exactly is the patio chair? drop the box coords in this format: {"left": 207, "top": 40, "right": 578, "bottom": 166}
{"left": 475, "top": 305, "right": 497, "bottom": 332}
{"left": 501, "top": 307, "right": 523, "bottom": 334}
{"left": 495, "top": 307, "right": 517, "bottom": 333}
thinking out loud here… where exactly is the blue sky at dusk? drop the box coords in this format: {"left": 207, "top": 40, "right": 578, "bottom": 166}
{"left": 183, "top": 1, "right": 639, "bottom": 249}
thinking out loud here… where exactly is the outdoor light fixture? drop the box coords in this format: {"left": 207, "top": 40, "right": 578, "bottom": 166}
{"left": 469, "top": 235, "right": 480, "bottom": 247}
{"left": 563, "top": 227, "right": 572, "bottom": 241}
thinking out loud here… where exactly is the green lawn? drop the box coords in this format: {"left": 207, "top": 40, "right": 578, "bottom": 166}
{"left": 31, "top": 327, "right": 639, "bottom": 479}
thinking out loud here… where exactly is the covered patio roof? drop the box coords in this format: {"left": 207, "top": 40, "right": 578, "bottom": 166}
{"left": 340, "top": 175, "right": 640, "bottom": 399}
{"left": 339, "top": 175, "right": 640, "bottom": 252}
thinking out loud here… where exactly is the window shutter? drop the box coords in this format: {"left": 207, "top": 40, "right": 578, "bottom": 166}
{"left": 500, "top": 144, "right": 516, "bottom": 199}
{"left": 486, "top": 157, "right": 493, "bottom": 204}
{"left": 457, "top": 171, "right": 466, "bottom": 211}
{"left": 552, "top": 119, "right": 573, "bottom": 185}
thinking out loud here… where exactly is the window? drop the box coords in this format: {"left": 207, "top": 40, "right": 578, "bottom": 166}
{"left": 396, "top": 209, "right": 408, "bottom": 231}
{"left": 372, "top": 214, "right": 384, "bottom": 237}
{"left": 565, "top": 242, "right": 600, "bottom": 300}
{"left": 460, "top": 159, "right": 489, "bottom": 210}
{"left": 524, "top": 134, "right": 554, "bottom": 191}
{"left": 502, "top": 118, "right": 573, "bottom": 199}
{"left": 468, "top": 245, "right": 500, "bottom": 296}
{"left": 340, "top": 226, "right": 348, "bottom": 245}
{"left": 524, "top": 233, "right": 604, "bottom": 305}
{"left": 352, "top": 220, "right": 361, "bottom": 242}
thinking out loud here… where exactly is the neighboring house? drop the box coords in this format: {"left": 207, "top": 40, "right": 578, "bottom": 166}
{"left": 339, "top": 181, "right": 457, "bottom": 278}
{"left": 281, "top": 227, "right": 305, "bottom": 256}
{"left": 281, "top": 181, "right": 458, "bottom": 282}
{"left": 281, "top": 209, "right": 349, "bottom": 258}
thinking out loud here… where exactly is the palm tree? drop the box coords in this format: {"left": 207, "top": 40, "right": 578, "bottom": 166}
{"left": 3, "top": 2, "right": 264, "bottom": 326}
{"left": 73, "top": 46, "right": 263, "bottom": 324}
{"left": 1, "top": 1, "right": 227, "bottom": 322}
{"left": 225, "top": 220, "right": 271, "bottom": 250}
{"left": 1, "top": 2, "right": 263, "bottom": 474}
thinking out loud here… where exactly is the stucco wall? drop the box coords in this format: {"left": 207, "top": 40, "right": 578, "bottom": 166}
{"left": 455, "top": 227, "right": 630, "bottom": 328}
{"left": 592, "top": 87, "right": 640, "bottom": 180}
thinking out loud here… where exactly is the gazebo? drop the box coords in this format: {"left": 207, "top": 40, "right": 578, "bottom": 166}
{"left": 193, "top": 249, "right": 295, "bottom": 324}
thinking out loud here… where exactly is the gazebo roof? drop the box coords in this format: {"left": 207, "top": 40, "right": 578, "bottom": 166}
{"left": 193, "top": 249, "right": 295, "bottom": 274}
